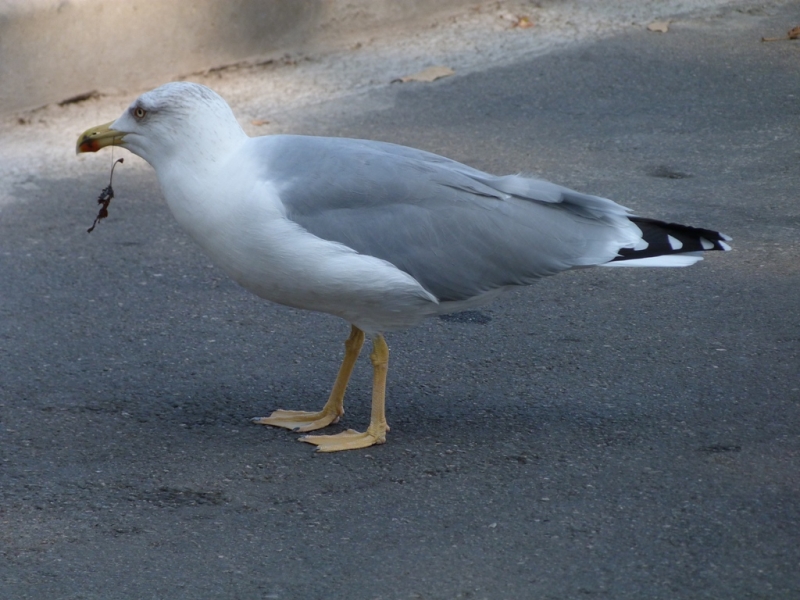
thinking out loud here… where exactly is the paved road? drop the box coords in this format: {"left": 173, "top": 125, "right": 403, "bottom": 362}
{"left": 2, "top": 5, "right": 798, "bottom": 599}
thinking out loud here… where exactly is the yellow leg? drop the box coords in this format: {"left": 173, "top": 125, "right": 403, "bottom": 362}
{"left": 300, "top": 334, "right": 390, "bottom": 452}
{"left": 251, "top": 325, "right": 365, "bottom": 432}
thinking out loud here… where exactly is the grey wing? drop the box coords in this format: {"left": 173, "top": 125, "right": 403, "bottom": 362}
{"left": 259, "top": 135, "right": 639, "bottom": 302}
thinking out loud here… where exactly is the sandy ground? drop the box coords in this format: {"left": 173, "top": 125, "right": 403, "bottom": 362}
{"left": 0, "top": 0, "right": 777, "bottom": 208}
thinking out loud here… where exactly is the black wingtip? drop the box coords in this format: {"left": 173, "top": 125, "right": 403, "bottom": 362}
{"left": 612, "top": 217, "right": 731, "bottom": 263}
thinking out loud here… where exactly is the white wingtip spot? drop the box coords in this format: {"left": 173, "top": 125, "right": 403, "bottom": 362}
{"left": 667, "top": 235, "right": 683, "bottom": 251}
{"left": 700, "top": 237, "right": 714, "bottom": 250}
{"left": 719, "top": 241, "right": 732, "bottom": 251}
{"left": 720, "top": 232, "right": 732, "bottom": 241}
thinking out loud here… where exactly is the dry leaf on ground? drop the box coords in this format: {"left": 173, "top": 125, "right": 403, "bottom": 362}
{"left": 394, "top": 66, "right": 455, "bottom": 84}
{"left": 497, "top": 11, "right": 535, "bottom": 29}
{"left": 647, "top": 21, "right": 670, "bottom": 33}
{"left": 514, "top": 16, "right": 535, "bottom": 29}
{"left": 761, "top": 25, "right": 800, "bottom": 42}
{"left": 251, "top": 119, "right": 270, "bottom": 126}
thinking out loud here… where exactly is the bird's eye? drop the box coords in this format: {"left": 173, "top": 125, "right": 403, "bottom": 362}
{"left": 133, "top": 107, "right": 147, "bottom": 119}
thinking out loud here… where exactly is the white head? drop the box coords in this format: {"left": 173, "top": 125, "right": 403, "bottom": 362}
{"left": 77, "top": 82, "right": 247, "bottom": 169}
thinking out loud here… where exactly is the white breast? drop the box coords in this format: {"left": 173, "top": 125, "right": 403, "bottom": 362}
{"left": 155, "top": 143, "right": 439, "bottom": 334}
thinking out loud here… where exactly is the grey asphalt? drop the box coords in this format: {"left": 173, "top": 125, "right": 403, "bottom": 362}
{"left": 2, "top": 5, "right": 799, "bottom": 600}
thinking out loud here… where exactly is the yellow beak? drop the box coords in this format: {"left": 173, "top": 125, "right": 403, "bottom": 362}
{"left": 76, "top": 121, "right": 126, "bottom": 154}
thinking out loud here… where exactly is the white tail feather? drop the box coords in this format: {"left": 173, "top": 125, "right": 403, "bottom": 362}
{"left": 600, "top": 253, "right": 704, "bottom": 268}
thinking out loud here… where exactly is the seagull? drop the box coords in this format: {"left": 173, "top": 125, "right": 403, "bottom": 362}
{"left": 77, "top": 82, "right": 731, "bottom": 452}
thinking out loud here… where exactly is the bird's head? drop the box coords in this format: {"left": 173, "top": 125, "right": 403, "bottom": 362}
{"left": 76, "top": 82, "right": 247, "bottom": 168}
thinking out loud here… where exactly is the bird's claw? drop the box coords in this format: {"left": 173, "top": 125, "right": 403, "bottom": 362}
{"left": 300, "top": 424, "right": 387, "bottom": 453}
{"left": 251, "top": 408, "right": 342, "bottom": 433}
